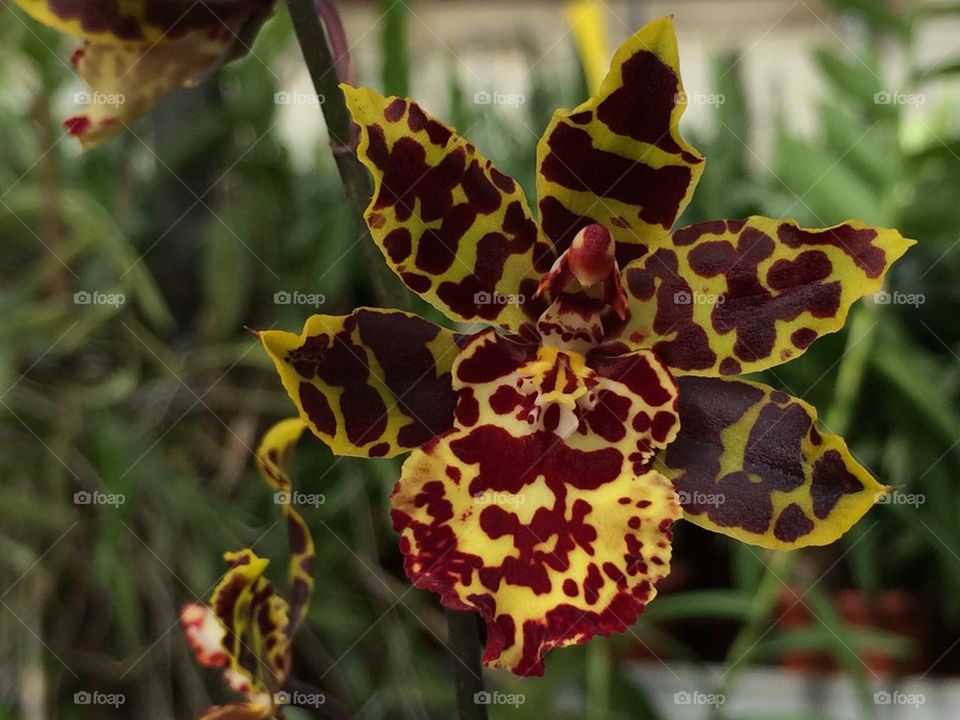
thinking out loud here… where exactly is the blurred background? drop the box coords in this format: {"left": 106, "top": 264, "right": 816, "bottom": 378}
{"left": 2, "top": 0, "right": 960, "bottom": 718}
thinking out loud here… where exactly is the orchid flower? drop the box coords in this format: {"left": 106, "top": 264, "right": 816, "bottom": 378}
{"left": 259, "top": 17, "right": 913, "bottom": 675}
{"left": 181, "top": 419, "right": 315, "bottom": 719}
{"left": 12, "top": 0, "right": 274, "bottom": 148}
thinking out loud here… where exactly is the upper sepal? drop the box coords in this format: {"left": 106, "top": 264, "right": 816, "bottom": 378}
{"left": 536, "top": 16, "right": 704, "bottom": 263}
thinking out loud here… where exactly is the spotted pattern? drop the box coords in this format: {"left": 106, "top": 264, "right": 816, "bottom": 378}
{"left": 15, "top": 1, "right": 271, "bottom": 148}
{"left": 536, "top": 17, "right": 704, "bottom": 264}
{"left": 610, "top": 217, "right": 915, "bottom": 375}
{"left": 12, "top": 0, "right": 269, "bottom": 42}
{"left": 256, "top": 16, "right": 915, "bottom": 677}
{"left": 345, "top": 86, "right": 554, "bottom": 333}
{"left": 452, "top": 329, "right": 679, "bottom": 468}
{"left": 255, "top": 419, "right": 316, "bottom": 633}
{"left": 389, "top": 324, "right": 681, "bottom": 674}
{"left": 181, "top": 417, "right": 315, "bottom": 720}
{"left": 654, "top": 376, "right": 887, "bottom": 549}
{"left": 260, "top": 308, "right": 463, "bottom": 458}
{"left": 180, "top": 551, "right": 287, "bottom": 718}
{"left": 62, "top": 25, "right": 240, "bottom": 148}
{"left": 393, "top": 427, "right": 680, "bottom": 675}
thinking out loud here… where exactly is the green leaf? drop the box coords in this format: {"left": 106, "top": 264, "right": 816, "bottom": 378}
{"left": 821, "top": 0, "right": 912, "bottom": 42}
{"left": 380, "top": 0, "right": 410, "bottom": 97}
{"left": 642, "top": 590, "right": 755, "bottom": 623}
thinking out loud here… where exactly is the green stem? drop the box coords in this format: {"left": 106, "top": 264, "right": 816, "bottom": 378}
{"left": 708, "top": 551, "right": 793, "bottom": 720}
{"left": 446, "top": 611, "right": 489, "bottom": 720}
{"left": 824, "top": 304, "right": 877, "bottom": 435}
{"left": 585, "top": 642, "right": 611, "bottom": 720}
{"left": 284, "top": 0, "right": 410, "bottom": 308}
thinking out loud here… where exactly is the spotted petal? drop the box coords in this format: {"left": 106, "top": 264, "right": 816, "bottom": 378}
{"left": 13, "top": 0, "right": 267, "bottom": 42}
{"left": 536, "top": 16, "right": 704, "bottom": 264}
{"left": 180, "top": 550, "right": 290, "bottom": 703}
{"left": 66, "top": 29, "right": 240, "bottom": 148}
{"left": 655, "top": 376, "right": 887, "bottom": 549}
{"left": 451, "top": 328, "right": 680, "bottom": 470}
{"left": 393, "top": 427, "right": 680, "bottom": 675}
{"left": 260, "top": 308, "right": 463, "bottom": 458}
{"left": 255, "top": 419, "right": 315, "bottom": 632}
{"left": 344, "top": 86, "right": 554, "bottom": 332}
{"left": 611, "top": 217, "right": 915, "bottom": 375}
{"left": 13, "top": 0, "right": 270, "bottom": 148}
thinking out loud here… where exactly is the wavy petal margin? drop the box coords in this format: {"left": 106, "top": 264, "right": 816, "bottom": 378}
{"left": 392, "top": 425, "right": 680, "bottom": 675}
{"left": 536, "top": 16, "right": 704, "bottom": 264}
{"left": 13, "top": 1, "right": 271, "bottom": 148}
{"left": 655, "top": 376, "right": 887, "bottom": 549}
{"left": 612, "top": 217, "right": 915, "bottom": 375}
{"left": 255, "top": 418, "right": 315, "bottom": 632}
{"left": 181, "top": 550, "right": 290, "bottom": 702}
{"left": 260, "top": 308, "right": 462, "bottom": 458}
{"left": 65, "top": 28, "right": 237, "bottom": 148}
{"left": 344, "top": 85, "right": 554, "bottom": 332}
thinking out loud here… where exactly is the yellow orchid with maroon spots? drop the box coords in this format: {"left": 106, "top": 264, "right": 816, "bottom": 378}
{"left": 181, "top": 419, "right": 315, "bottom": 719}
{"left": 12, "top": 0, "right": 274, "bottom": 148}
{"left": 259, "top": 17, "right": 913, "bottom": 675}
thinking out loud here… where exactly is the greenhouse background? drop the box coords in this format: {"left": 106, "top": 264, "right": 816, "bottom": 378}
{"left": 2, "top": 0, "right": 960, "bottom": 718}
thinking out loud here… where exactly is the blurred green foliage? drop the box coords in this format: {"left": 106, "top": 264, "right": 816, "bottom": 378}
{"left": 2, "top": 1, "right": 960, "bottom": 719}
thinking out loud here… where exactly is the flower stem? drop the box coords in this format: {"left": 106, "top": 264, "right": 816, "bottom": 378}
{"left": 283, "top": 0, "right": 410, "bottom": 308}
{"left": 708, "top": 550, "right": 793, "bottom": 720}
{"left": 585, "top": 642, "right": 611, "bottom": 720}
{"left": 446, "top": 610, "right": 489, "bottom": 720}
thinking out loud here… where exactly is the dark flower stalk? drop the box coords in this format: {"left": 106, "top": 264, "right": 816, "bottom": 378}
{"left": 284, "top": 0, "right": 409, "bottom": 308}
{"left": 282, "top": 2, "right": 487, "bottom": 717}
